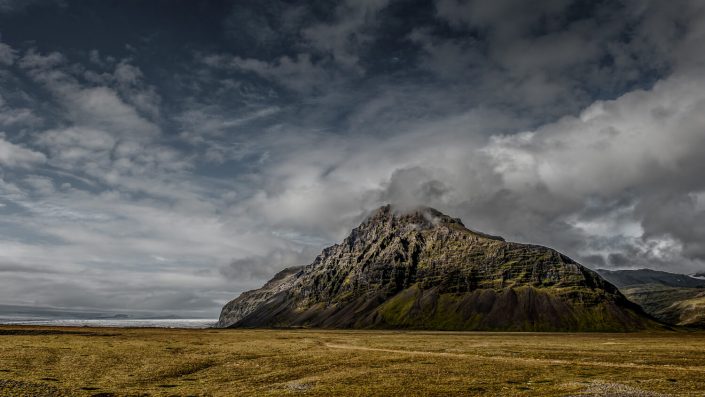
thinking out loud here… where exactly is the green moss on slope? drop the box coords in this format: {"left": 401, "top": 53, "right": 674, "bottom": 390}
{"left": 375, "top": 284, "right": 657, "bottom": 332}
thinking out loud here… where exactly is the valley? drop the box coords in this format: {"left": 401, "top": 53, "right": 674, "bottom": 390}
{"left": 598, "top": 269, "right": 705, "bottom": 327}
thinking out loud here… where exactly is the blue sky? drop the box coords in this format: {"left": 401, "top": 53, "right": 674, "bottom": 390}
{"left": 1, "top": 0, "right": 705, "bottom": 317}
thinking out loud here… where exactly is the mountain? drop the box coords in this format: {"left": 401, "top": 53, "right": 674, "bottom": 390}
{"left": 596, "top": 269, "right": 705, "bottom": 289}
{"left": 596, "top": 269, "right": 705, "bottom": 327}
{"left": 219, "top": 205, "right": 659, "bottom": 331}
{"left": 658, "top": 293, "right": 705, "bottom": 327}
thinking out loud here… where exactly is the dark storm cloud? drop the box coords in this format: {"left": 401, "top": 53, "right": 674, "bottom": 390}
{"left": 0, "top": 0, "right": 705, "bottom": 318}
{"left": 411, "top": 0, "right": 683, "bottom": 119}
{"left": 637, "top": 194, "right": 705, "bottom": 261}
{"left": 219, "top": 246, "right": 319, "bottom": 281}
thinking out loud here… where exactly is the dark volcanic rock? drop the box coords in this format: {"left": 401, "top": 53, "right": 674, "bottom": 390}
{"left": 219, "top": 205, "right": 659, "bottom": 331}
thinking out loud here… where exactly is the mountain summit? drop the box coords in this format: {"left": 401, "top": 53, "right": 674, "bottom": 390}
{"left": 218, "top": 205, "right": 658, "bottom": 331}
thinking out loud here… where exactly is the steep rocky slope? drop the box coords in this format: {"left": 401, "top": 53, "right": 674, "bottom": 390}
{"left": 219, "top": 206, "right": 659, "bottom": 331}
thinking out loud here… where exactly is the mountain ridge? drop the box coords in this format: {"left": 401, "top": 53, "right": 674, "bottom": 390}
{"left": 596, "top": 268, "right": 705, "bottom": 289}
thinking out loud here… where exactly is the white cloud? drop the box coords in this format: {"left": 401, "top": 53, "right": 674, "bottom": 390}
{"left": 0, "top": 93, "right": 41, "bottom": 127}
{"left": 485, "top": 72, "right": 705, "bottom": 197}
{"left": 481, "top": 69, "right": 705, "bottom": 265}
{"left": 18, "top": 49, "right": 64, "bottom": 70}
{"left": 112, "top": 60, "right": 161, "bottom": 119}
{"left": 23, "top": 175, "right": 55, "bottom": 195}
{"left": 0, "top": 135, "right": 46, "bottom": 168}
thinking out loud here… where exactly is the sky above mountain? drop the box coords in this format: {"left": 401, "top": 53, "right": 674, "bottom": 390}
{"left": 1, "top": 0, "right": 705, "bottom": 317}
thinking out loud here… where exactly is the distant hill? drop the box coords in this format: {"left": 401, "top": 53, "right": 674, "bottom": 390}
{"left": 596, "top": 268, "right": 705, "bottom": 288}
{"left": 219, "top": 205, "right": 659, "bottom": 331}
{"left": 596, "top": 269, "right": 705, "bottom": 327}
{"left": 0, "top": 304, "right": 187, "bottom": 323}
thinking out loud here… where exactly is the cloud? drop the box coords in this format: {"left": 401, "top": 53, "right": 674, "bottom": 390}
{"left": 2, "top": 0, "right": 705, "bottom": 318}
{"left": 205, "top": 0, "right": 395, "bottom": 96}
{"left": 484, "top": 73, "right": 705, "bottom": 198}
{"left": 220, "top": 247, "right": 317, "bottom": 281}
{"left": 636, "top": 194, "right": 705, "bottom": 261}
{"left": 23, "top": 175, "right": 55, "bottom": 195}
{"left": 227, "top": 63, "right": 705, "bottom": 275}
{"left": 16, "top": 49, "right": 188, "bottom": 197}
{"left": 19, "top": 50, "right": 159, "bottom": 135}
{"left": 112, "top": 60, "right": 162, "bottom": 119}
{"left": 0, "top": 134, "right": 46, "bottom": 167}
{"left": 301, "top": 0, "right": 391, "bottom": 69}
{"left": 435, "top": 0, "right": 569, "bottom": 33}
{"left": 17, "top": 49, "right": 65, "bottom": 70}
{"left": 0, "top": 41, "right": 16, "bottom": 66}
{"left": 0, "top": 43, "right": 343, "bottom": 316}
{"left": 381, "top": 167, "right": 451, "bottom": 211}
{"left": 403, "top": 0, "right": 705, "bottom": 121}
{"left": 221, "top": 0, "right": 390, "bottom": 71}
{"left": 203, "top": 53, "right": 336, "bottom": 94}
{"left": 481, "top": 69, "right": 705, "bottom": 267}
{"left": 0, "top": 100, "right": 41, "bottom": 127}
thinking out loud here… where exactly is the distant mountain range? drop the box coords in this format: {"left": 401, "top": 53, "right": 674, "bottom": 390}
{"left": 219, "top": 205, "right": 659, "bottom": 331}
{"left": 0, "top": 304, "right": 186, "bottom": 322}
{"left": 596, "top": 269, "right": 705, "bottom": 327}
{"left": 596, "top": 269, "right": 705, "bottom": 289}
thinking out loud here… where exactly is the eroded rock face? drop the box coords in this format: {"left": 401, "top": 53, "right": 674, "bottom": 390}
{"left": 219, "top": 205, "right": 659, "bottom": 331}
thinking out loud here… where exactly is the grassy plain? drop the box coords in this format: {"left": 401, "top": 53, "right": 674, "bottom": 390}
{"left": 1, "top": 326, "right": 704, "bottom": 396}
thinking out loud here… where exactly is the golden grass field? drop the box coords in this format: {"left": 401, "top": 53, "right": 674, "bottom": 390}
{"left": 1, "top": 326, "right": 705, "bottom": 396}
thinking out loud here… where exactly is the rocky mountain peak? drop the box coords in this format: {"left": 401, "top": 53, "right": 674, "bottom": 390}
{"left": 355, "top": 204, "right": 504, "bottom": 241}
{"left": 219, "top": 205, "right": 659, "bottom": 331}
